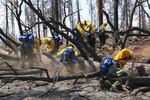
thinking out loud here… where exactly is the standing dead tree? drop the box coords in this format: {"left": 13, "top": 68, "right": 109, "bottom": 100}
{"left": 5, "top": 0, "right": 24, "bottom": 35}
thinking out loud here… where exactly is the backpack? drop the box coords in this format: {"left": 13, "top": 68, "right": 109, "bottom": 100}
{"left": 54, "top": 36, "right": 62, "bottom": 47}
{"left": 60, "top": 48, "right": 75, "bottom": 64}
{"left": 64, "top": 48, "right": 74, "bottom": 57}
{"left": 19, "top": 36, "right": 27, "bottom": 42}
{"left": 86, "top": 32, "right": 94, "bottom": 41}
{"left": 100, "top": 57, "right": 113, "bottom": 74}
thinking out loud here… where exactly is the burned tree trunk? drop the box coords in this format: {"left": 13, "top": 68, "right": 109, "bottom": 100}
{"left": 113, "top": 0, "right": 119, "bottom": 31}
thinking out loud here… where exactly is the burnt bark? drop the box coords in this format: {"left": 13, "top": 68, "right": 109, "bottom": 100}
{"left": 113, "top": 0, "right": 119, "bottom": 31}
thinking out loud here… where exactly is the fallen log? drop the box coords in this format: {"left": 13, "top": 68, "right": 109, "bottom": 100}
{"left": 121, "top": 76, "right": 150, "bottom": 86}
{"left": 0, "top": 68, "right": 21, "bottom": 71}
{"left": 131, "top": 87, "right": 150, "bottom": 96}
{"left": 0, "top": 71, "right": 100, "bottom": 82}
{"left": 0, "top": 70, "right": 150, "bottom": 86}
{"left": 0, "top": 69, "right": 42, "bottom": 76}
{"left": 0, "top": 61, "right": 149, "bottom": 86}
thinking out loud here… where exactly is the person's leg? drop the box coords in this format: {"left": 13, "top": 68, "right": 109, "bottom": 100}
{"left": 98, "top": 35, "right": 103, "bottom": 47}
{"left": 27, "top": 47, "right": 34, "bottom": 67}
{"left": 89, "top": 37, "right": 96, "bottom": 52}
{"left": 99, "top": 34, "right": 106, "bottom": 47}
{"left": 20, "top": 44, "right": 26, "bottom": 69}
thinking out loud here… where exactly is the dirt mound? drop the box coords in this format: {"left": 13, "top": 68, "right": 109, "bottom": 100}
{"left": 133, "top": 45, "right": 150, "bottom": 57}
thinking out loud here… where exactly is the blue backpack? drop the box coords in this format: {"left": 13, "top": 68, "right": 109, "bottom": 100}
{"left": 19, "top": 36, "right": 27, "bottom": 42}
{"left": 54, "top": 35, "right": 62, "bottom": 47}
{"left": 60, "top": 48, "right": 76, "bottom": 64}
{"left": 64, "top": 48, "right": 74, "bottom": 57}
{"left": 100, "top": 57, "right": 113, "bottom": 74}
{"left": 19, "top": 32, "right": 34, "bottom": 48}
{"left": 86, "top": 32, "right": 94, "bottom": 41}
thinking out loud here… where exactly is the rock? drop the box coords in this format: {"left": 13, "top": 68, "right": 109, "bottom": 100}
{"left": 145, "top": 92, "right": 150, "bottom": 97}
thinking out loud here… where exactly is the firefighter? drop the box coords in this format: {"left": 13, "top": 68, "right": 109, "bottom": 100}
{"left": 86, "top": 26, "right": 96, "bottom": 52}
{"left": 99, "top": 48, "right": 134, "bottom": 91}
{"left": 19, "top": 32, "right": 34, "bottom": 68}
{"left": 76, "top": 20, "right": 96, "bottom": 39}
{"left": 96, "top": 22, "right": 109, "bottom": 47}
{"left": 76, "top": 20, "right": 96, "bottom": 52}
{"left": 42, "top": 35, "right": 62, "bottom": 55}
{"left": 56, "top": 43, "right": 78, "bottom": 65}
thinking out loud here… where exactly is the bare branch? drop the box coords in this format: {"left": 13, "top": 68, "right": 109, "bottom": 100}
{"left": 103, "top": 10, "right": 116, "bottom": 31}
{"left": 147, "top": 0, "right": 150, "bottom": 9}
{"left": 140, "top": 5, "right": 150, "bottom": 18}
{"left": 117, "top": 27, "right": 150, "bottom": 35}
{"left": 0, "top": 62, "right": 17, "bottom": 74}
{"left": 17, "top": 0, "right": 24, "bottom": 16}
{"left": 129, "top": 0, "right": 147, "bottom": 28}
{"left": 128, "top": 0, "right": 138, "bottom": 28}
{"left": 0, "top": 28, "right": 19, "bottom": 46}
{"left": 63, "top": 0, "right": 68, "bottom": 25}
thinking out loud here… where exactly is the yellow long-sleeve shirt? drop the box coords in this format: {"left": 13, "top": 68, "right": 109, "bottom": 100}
{"left": 56, "top": 46, "right": 78, "bottom": 57}
{"left": 34, "top": 39, "right": 41, "bottom": 54}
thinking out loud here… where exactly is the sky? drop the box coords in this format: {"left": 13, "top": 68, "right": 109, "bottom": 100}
{"left": 79, "top": 0, "right": 91, "bottom": 20}
{"left": 0, "top": 2, "right": 5, "bottom": 28}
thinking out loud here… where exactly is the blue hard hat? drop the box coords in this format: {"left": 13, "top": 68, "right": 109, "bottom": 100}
{"left": 26, "top": 32, "right": 33, "bottom": 37}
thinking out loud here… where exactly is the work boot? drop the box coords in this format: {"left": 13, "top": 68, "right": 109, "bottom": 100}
{"left": 110, "top": 81, "right": 121, "bottom": 92}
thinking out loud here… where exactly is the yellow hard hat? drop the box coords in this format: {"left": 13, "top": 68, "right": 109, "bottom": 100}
{"left": 102, "top": 22, "right": 108, "bottom": 26}
{"left": 41, "top": 37, "right": 52, "bottom": 44}
{"left": 86, "top": 20, "right": 92, "bottom": 27}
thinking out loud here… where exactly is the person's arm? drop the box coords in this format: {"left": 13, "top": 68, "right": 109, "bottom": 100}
{"left": 56, "top": 49, "right": 65, "bottom": 56}
{"left": 74, "top": 49, "right": 79, "bottom": 56}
